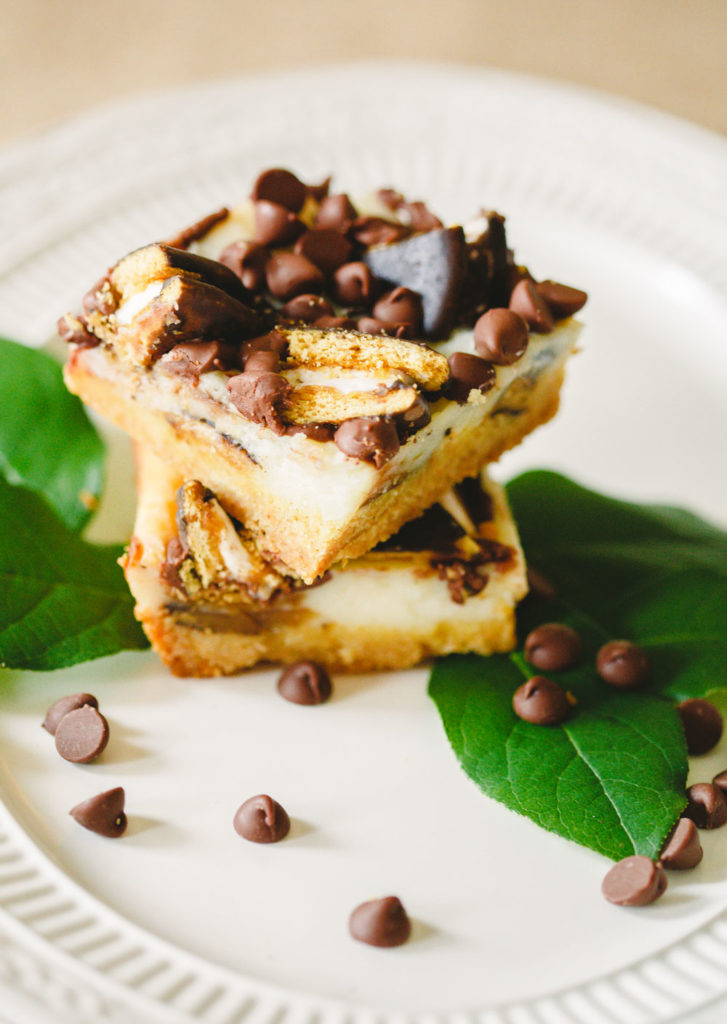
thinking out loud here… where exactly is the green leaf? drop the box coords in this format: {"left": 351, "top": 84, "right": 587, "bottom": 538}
{"left": 0, "top": 337, "right": 104, "bottom": 532}
{"left": 0, "top": 477, "right": 148, "bottom": 670}
{"left": 429, "top": 471, "right": 727, "bottom": 861}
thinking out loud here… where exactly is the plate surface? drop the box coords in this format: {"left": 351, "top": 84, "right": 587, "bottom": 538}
{"left": 1, "top": 62, "right": 727, "bottom": 1024}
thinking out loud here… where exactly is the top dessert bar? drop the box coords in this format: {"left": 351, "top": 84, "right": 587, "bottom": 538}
{"left": 61, "top": 169, "right": 586, "bottom": 583}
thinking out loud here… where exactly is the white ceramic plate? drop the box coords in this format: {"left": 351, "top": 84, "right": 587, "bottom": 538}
{"left": 0, "top": 63, "right": 726, "bottom": 1024}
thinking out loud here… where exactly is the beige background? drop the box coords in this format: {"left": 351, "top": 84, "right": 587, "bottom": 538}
{"left": 1, "top": 0, "right": 726, "bottom": 146}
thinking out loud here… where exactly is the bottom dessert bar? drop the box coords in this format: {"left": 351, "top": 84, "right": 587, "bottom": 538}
{"left": 123, "top": 448, "right": 528, "bottom": 676}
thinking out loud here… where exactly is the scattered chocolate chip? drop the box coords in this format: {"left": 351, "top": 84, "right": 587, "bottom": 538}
{"left": 432, "top": 554, "right": 487, "bottom": 604}
{"left": 233, "top": 794, "right": 290, "bottom": 843}
{"left": 314, "top": 315, "right": 356, "bottom": 330}
{"left": 377, "top": 188, "right": 404, "bottom": 211}
{"left": 165, "top": 207, "right": 230, "bottom": 250}
{"left": 602, "top": 856, "right": 667, "bottom": 906}
{"left": 251, "top": 168, "right": 307, "bottom": 213}
{"left": 713, "top": 770, "right": 727, "bottom": 795}
{"left": 473, "top": 308, "right": 529, "bottom": 365}
{"left": 70, "top": 787, "right": 127, "bottom": 838}
{"left": 295, "top": 229, "right": 352, "bottom": 274}
{"left": 307, "top": 176, "right": 331, "bottom": 202}
{"left": 397, "top": 395, "right": 431, "bottom": 438}
{"left": 227, "top": 370, "right": 291, "bottom": 435}
{"left": 364, "top": 227, "right": 466, "bottom": 340}
{"left": 348, "top": 896, "right": 411, "bottom": 947}
{"left": 314, "top": 193, "right": 357, "bottom": 233}
{"left": 277, "top": 661, "right": 332, "bottom": 705}
{"left": 678, "top": 699, "right": 724, "bottom": 755}
{"left": 219, "top": 240, "right": 269, "bottom": 292}
{"left": 659, "top": 818, "right": 703, "bottom": 870}
{"left": 536, "top": 280, "right": 588, "bottom": 318}
{"left": 161, "top": 340, "right": 233, "bottom": 377}
{"left": 524, "top": 623, "right": 582, "bottom": 672}
{"left": 281, "top": 293, "right": 334, "bottom": 324}
{"left": 401, "top": 200, "right": 443, "bottom": 232}
{"left": 372, "top": 287, "right": 423, "bottom": 334}
{"left": 265, "top": 253, "right": 325, "bottom": 302}
{"left": 254, "top": 200, "right": 304, "bottom": 247}
{"left": 350, "top": 216, "right": 411, "bottom": 247}
{"left": 55, "top": 706, "right": 110, "bottom": 764}
{"left": 512, "top": 676, "right": 570, "bottom": 726}
{"left": 356, "top": 316, "right": 410, "bottom": 339}
{"left": 240, "top": 329, "right": 288, "bottom": 363}
{"left": 446, "top": 351, "right": 495, "bottom": 403}
{"left": 245, "top": 350, "right": 279, "bottom": 373}
{"left": 509, "top": 278, "right": 555, "bottom": 333}
{"left": 160, "top": 536, "right": 189, "bottom": 592}
{"left": 286, "top": 422, "right": 335, "bottom": 442}
{"left": 526, "top": 566, "right": 557, "bottom": 601}
{"left": 596, "top": 640, "right": 651, "bottom": 690}
{"left": 43, "top": 693, "right": 99, "bottom": 736}
{"left": 332, "top": 261, "right": 377, "bottom": 306}
{"left": 684, "top": 783, "right": 727, "bottom": 829}
{"left": 334, "top": 416, "right": 400, "bottom": 468}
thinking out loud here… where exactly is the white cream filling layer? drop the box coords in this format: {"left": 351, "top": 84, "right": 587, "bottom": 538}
{"left": 115, "top": 280, "right": 164, "bottom": 325}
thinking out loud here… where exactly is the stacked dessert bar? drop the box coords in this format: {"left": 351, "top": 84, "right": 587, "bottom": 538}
{"left": 59, "top": 169, "right": 586, "bottom": 676}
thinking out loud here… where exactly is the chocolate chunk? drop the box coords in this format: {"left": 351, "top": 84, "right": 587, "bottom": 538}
{"left": 254, "top": 200, "right": 304, "bottom": 247}
{"left": 295, "top": 229, "right": 352, "bottom": 273}
{"left": 286, "top": 422, "right": 335, "bottom": 442}
{"left": 307, "top": 176, "right": 331, "bottom": 202}
{"left": 350, "top": 217, "right": 411, "bottom": 247}
{"left": 372, "top": 287, "right": 423, "bottom": 334}
{"left": 454, "top": 476, "right": 493, "bottom": 524}
{"left": 57, "top": 313, "right": 98, "bottom": 348}
{"left": 348, "top": 896, "right": 411, "bottom": 947}
{"left": 713, "top": 769, "right": 727, "bottom": 795}
{"left": 277, "top": 661, "right": 332, "bottom": 705}
{"left": 251, "top": 168, "right": 307, "bottom": 213}
{"left": 315, "top": 193, "right": 357, "bottom": 233}
{"left": 227, "top": 370, "right": 291, "bottom": 435}
{"left": 401, "top": 200, "right": 443, "bottom": 232}
{"left": 265, "top": 253, "right": 325, "bottom": 302}
{"left": 524, "top": 623, "right": 582, "bottom": 672}
{"left": 332, "top": 261, "right": 377, "bottom": 306}
{"left": 459, "top": 211, "right": 511, "bottom": 322}
{"left": 160, "top": 536, "right": 189, "bottom": 592}
{"left": 55, "top": 706, "right": 110, "bottom": 764}
{"left": 432, "top": 554, "right": 487, "bottom": 604}
{"left": 165, "top": 207, "right": 230, "bottom": 250}
{"left": 43, "top": 693, "right": 99, "bottom": 736}
{"left": 659, "top": 818, "right": 703, "bottom": 870}
{"left": 509, "top": 278, "right": 555, "bottom": 333}
{"left": 70, "top": 787, "right": 127, "bottom": 838}
{"left": 596, "top": 640, "right": 650, "bottom": 690}
{"left": 364, "top": 227, "right": 467, "bottom": 340}
{"left": 233, "top": 794, "right": 290, "bottom": 843}
{"left": 512, "top": 676, "right": 570, "bottom": 726}
{"left": 536, "top": 280, "right": 588, "bottom": 318}
{"left": 244, "top": 349, "right": 279, "bottom": 373}
{"left": 473, "top": 309, "right": 529, "bottom": 365}
{"left": 281, "top": 293, "right": 334, "bottom": 323}
{"left": 397, "top": 395, "right": 431, "bottom": 438}
{"left": 113, "top": 243, "right": 250, "bottom": 304}
{"left": 526, "top": 566, "right": 557, "bottom": 601}
{"left": 161, "top": 340, "right": 233, "bottom": 377}
{"left": 240, "top": 329, "right": 288, "bottom": 363}
{"left": 219, "top": 240, "right": 268, "bottom": 292}
{"left": 446, "top": 351, "right": 495, "bottom": 403}
{"left": 334, "top": 417, "right": 400, "bottom": 468}
{"left": 376, "top": 188, "right": 404, "bottom": 211}
{"left": 602, "top": 856, "right": 667, "bottom": 906}
{"left": 684, "top": 783, "right": 727, "bottom": 829}
{"left": 678, "top": 699, "right": 724, "bottom": 755}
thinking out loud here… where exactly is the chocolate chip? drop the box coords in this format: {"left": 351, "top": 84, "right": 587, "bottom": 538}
{"left": 277, "top": 661, "right": 332, "bottom": 705}
{"left": 659, "top": 818, "right": 703, "bottom": 870}
{"left": 348, "top": 896, "right": 411, "bottom": 947}
{"left": 397, "top": 395, "right": 431, "bottom": 438}
{"left": 526, "top": 566, "right": 558, "bottom": 601}
{"left": 254, "top": 200, "right": 304, "bottom": 247}
{"left": 713, "top": 769, "right": 727, "bottom": 795}
{"left": 473, "top": 308, "right": 529, "bottom": 365}
{"left": 401, "top": 200, "right": 443, "bottom": 232}
{"left": 364, "top": 227, "right": 467, "bottom": 340}
{"left": 240, "top": 329, "right": 288, "bottom": 363}
{"left": 219, "top": 240, "right": 268, "bottom": 292}
{"left": 678, "top": 699, "right": 724, "bottom": 755}
{"left": 57, "top": 314, "right": 98, "bottom": 348}
{"left": 160, "top": 536, "right": 189, "bottom": 592}
{"left": 684, "top": 783, "right": 727, "bottom": 829}
{"left": 446, "top": 351, "right": 495, "bottom": 403}
{"left": 55, "top": 706, "right": 110, "bottom": 764}
{"left": 265, "top": 253, "right": 325, "bottom": 302}
{"left": 286, "top": 422, "right": 335, "bottom": 442}
{"left": 233, "top": 794, "right": 290, "bottom": 843}
{"left": 70, "top": 787, "right": 127, "bottom": 838}
{"left": 82, "top": 274, "right": 114, "bottom": 315}
{"left": 332, "top": 261, "right": 376, "bottom": 306}
{"left": 596, "top": 640, "right": 651, "bottom": 690}
{"left": 165, "top": 207, "right": 230, "bottom": 250}
{"left": 244, "top": 350, "right": 279, "bottom": 373}
{"left": 509, "top": 278, "right": 555, "bottom": 333}
{"left": 280, "top": 293, "right": 334, "bottom": 324}
{"left": 251, "top": 168, "right": 307, "bottom": 213}
{"left": 602, "top": 856, "right": 667, "bottom": 906}
{"left": 350, "top": 217, "right": 411, "bottom": 247}
{"left": 43, "top": 693, "right": 99, "bottom": 736}
{"left": 314, "top": 315, "right": 356, "bottom": 330}
{"left": 307, "top": 176, "right": 331, "bottom": 202}
{"left": 524, "top": 623, "right": 582, "bottom": 672}
{"left": 295, "top": 229, "right": 352, "bottom": 274}
{"left": 334, "top": 416, "right": 400, "bottom": 468}
{"left": 372, "top": 287, "right": 423, "bottom": 334}
{"left": 161, "top": 340, "right": 233, "bottom": 377}
{"left": 376, "top": 188, "right": 404, "bottom": 211}
{"left": 314, "top": 193, "right": 357, "bottom": 233}
{"left": 512, "top": 676, "right": 570, "bottom": 726}
{"left": 356, "top": 316, "right": 411, "bottom": 339}
{"left": 536, "top": 280, "right": 588, "bottom": 318}
{"left": 227, "top": 370, "right": 291, "bottom": 435}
